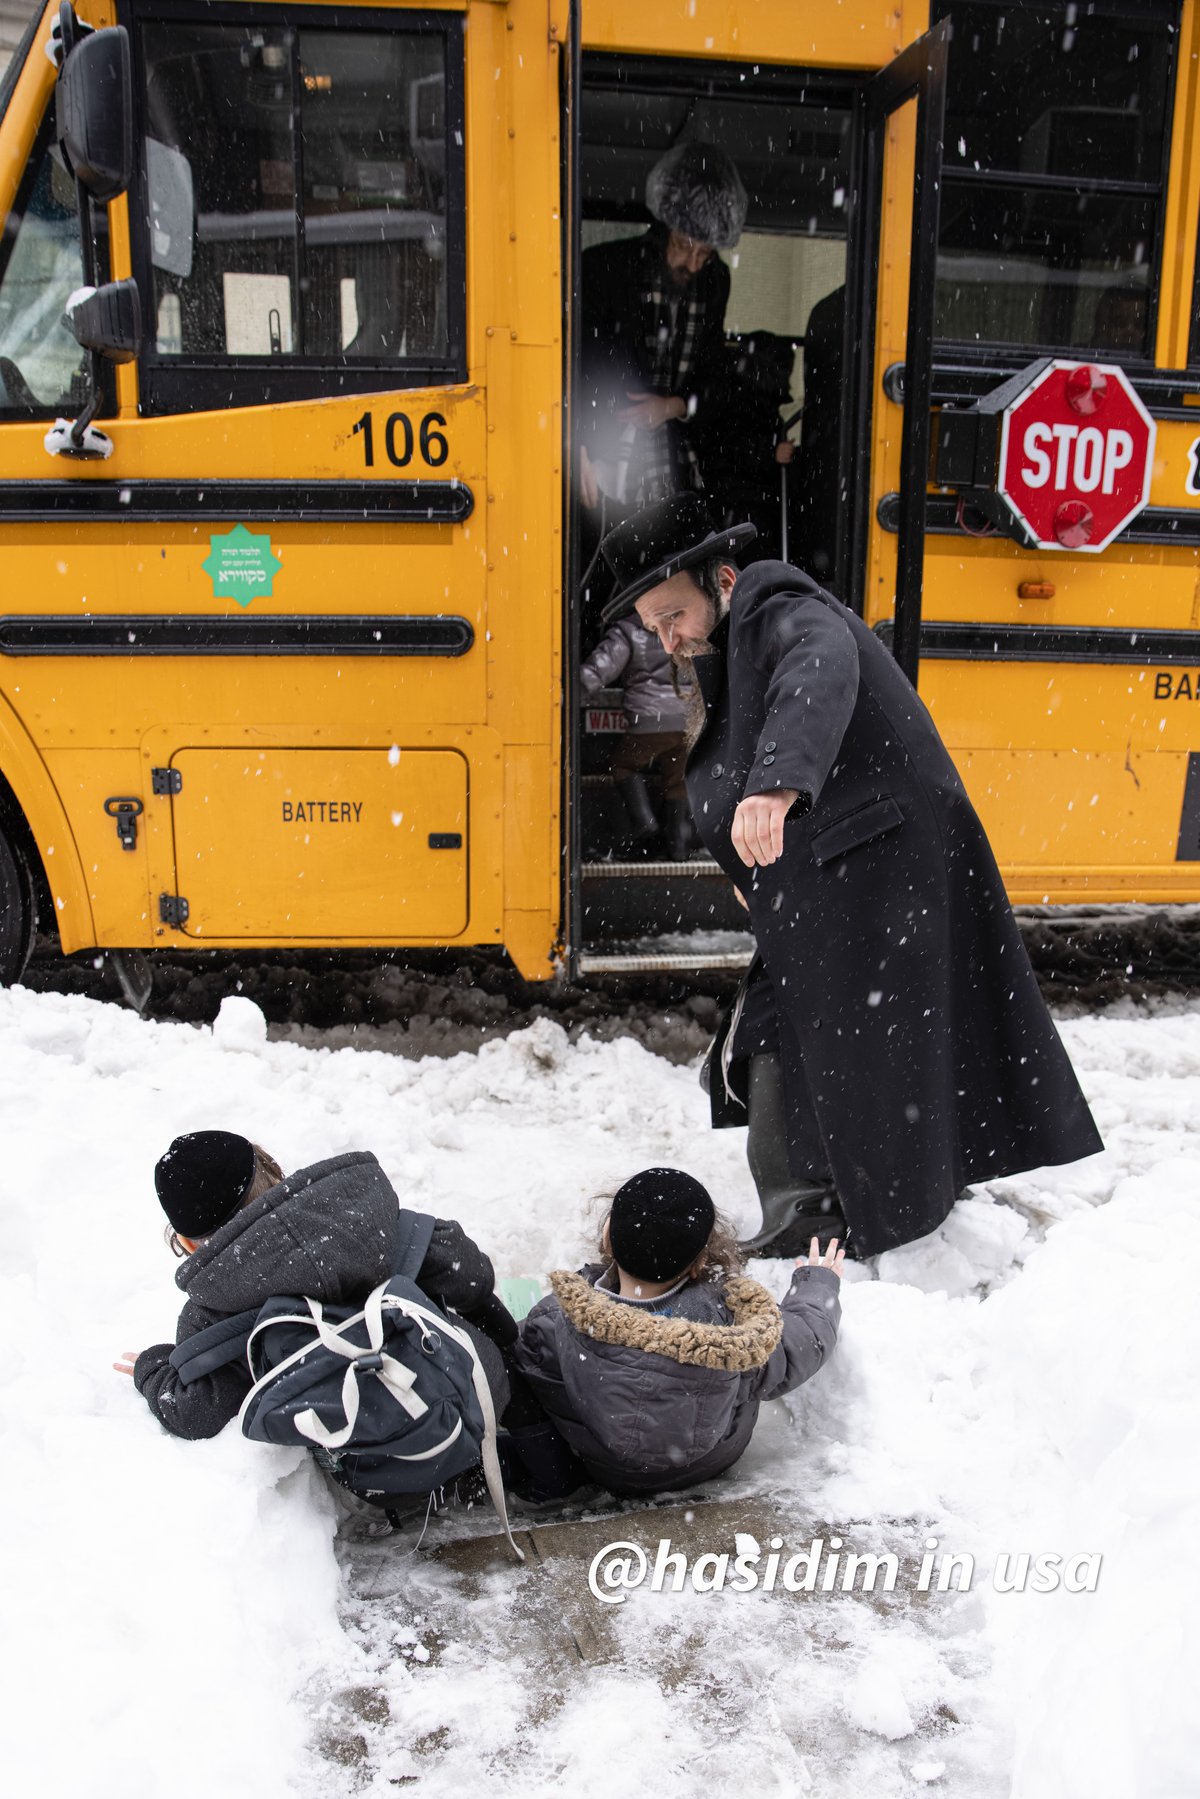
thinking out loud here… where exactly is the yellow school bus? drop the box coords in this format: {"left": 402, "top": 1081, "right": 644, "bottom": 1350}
{"left": 0, "top": 0, "right": 1197, "bottom": 989}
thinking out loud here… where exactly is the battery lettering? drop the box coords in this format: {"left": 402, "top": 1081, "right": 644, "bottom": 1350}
{"left": 1154, "top": 671, "right": 1200, "bottom": 701}
{"left": 281, "top": 801, "right": 364, "bottom": 822}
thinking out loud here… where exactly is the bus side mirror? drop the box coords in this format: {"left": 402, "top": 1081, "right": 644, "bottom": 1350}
{"left": 57, "top": 21, "right": 133, "bottom": 201}
{"left": 66, "top": 280, "right": 143, "bottom": 363}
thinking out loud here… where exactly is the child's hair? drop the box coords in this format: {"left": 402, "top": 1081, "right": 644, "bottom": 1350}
{"left": 165, "top": 1143, "right": 284, "bottom": 1256}
{"left": 595, "top": 1200, "right": 744, "bottom": 1284}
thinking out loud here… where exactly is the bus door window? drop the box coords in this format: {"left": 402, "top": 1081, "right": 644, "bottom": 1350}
{"left": 933, "top": 1, "right": 1176, "bottom": 358}
{"left": 0, "top": 108, "right": 106, "bottom": 416}
{"left": 578, "top": 76, "right": 853, "bottom": 601}
{"left": 133, "top": 11, "right": 464, "bottom": 412}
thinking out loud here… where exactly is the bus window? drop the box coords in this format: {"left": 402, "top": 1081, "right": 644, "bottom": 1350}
{"left": 0, "top": 116, "right": 89, "bottom": 415}
{"left": 135, "top": 11, "right": 464, "bottom": 411}
{"left": 933, "top": 0, "right": 1176, "bottom": 358}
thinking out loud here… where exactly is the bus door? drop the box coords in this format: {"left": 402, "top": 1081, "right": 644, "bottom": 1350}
{"left": 569, "top": 27, "right": 948, "bottom": 974}
{"left": 853, "top": 21, "right": 949, "bottom": 672}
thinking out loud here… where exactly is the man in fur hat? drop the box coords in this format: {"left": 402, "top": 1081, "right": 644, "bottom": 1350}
{"left": 578, "top": 141, "right": 746, "bottom": 519}
{"left": 595, "top": 495, "right": 1105, "bottom": 1261}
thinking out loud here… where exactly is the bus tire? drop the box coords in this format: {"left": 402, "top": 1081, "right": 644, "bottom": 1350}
{"left": 0, "top": 825, "right": 36, "bottom": 986}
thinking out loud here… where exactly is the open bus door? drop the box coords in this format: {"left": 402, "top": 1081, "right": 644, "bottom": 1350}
{"left": 568, "top": 20, "right": 949, "bottom": 977}
{"left": 850, "top": 20, "right": 949, "bottom": 681}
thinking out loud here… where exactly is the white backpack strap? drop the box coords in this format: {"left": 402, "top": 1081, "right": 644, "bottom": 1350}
{"left": 237, "top": 1287, "right": 428, "bottom": 1449}
{"left": 237, "top": 1309, "right": 325, "bottom": 1429}
{"left": 397, "top": 1297, "right": 524, "bottom": 1563}
{"left": 293, "top": 1287, "right": 429, "bottom": 1450}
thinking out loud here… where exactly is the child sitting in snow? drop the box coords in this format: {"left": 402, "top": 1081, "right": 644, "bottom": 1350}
{"left": 511, "top": 1167, "right": 843, "bottom": 1496}
{"left": 114, "top": 1131, "right": 516, "bottom": 1444}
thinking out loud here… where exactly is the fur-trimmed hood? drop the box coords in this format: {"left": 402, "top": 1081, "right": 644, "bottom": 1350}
{"left": 548, "top": 1271, "right": 783, "bottom": 1372}
{"left": 513, "top": 1263, "right": 841, "bottom": 1497}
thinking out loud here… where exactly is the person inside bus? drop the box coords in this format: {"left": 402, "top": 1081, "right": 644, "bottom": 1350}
{"left": 577, "top": 141, "right": 746, "bottom": 538}
{"left": 1090, "top": 282, "right": 1148, "bottom": 357}
{"left": 580, "top": 611, "right": 696, "bottom": 859}
{"left": 790, "top": 285, "right": 845, "bottom": 585}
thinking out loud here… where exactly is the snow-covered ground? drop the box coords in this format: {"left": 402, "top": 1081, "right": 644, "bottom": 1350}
{"left": 1, "top": 983, "right": 1197, "bottom": 1797}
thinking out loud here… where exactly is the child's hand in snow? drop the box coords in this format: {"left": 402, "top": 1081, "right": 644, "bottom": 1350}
{"left": 113, "top": 1351, "right": 138, "bottom": 1377}
{"left": 797, "top": 1238, "right": 846, "bottom": 1280}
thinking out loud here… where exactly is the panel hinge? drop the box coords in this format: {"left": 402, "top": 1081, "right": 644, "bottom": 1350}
{"left": 159, "top": 893, "right": 189, "bottom": 928}
{"left": 152, "top": 766, "right": 182, "bottom": 795}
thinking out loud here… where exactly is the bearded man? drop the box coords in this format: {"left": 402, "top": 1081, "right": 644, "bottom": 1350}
{"left": 579, "top": 141, "right": 745, "bottom": 517}
{"left": 595, "top": 495, "right": 1104, "bottom": 1259}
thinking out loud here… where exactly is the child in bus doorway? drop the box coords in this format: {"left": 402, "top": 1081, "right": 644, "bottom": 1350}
{"left": 511, "top": 1168, "right": 843, "bottom": 1497}
{"left": 581, "top": 615, "right": 697, "bottom": 859}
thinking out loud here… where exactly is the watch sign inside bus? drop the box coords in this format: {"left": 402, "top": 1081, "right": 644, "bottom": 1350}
{"left": 997, "top": 360, "right": 1156, "bottom": 553}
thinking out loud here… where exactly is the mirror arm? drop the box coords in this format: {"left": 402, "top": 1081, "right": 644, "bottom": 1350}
{"left": 68, "top": 381, "right": 103, "bottom": 450}
{"left": 76, "top": 178, "right": 98, "bottom": 291}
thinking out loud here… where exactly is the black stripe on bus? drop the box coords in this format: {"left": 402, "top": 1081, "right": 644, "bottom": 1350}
{"left": 0, "top": 480, "right": 474, "bottom": 524}
{"left": 877, "top": 493, "right": 1200, "bottom": 546}
{"left": 0, "top": 615, "right": 474, "bottom": 657}
{"left": 914, "top": 623, "right": 1200, "bottom": 664}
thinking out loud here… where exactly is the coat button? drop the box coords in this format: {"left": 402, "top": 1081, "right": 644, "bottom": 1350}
{"left": 711, "top": 763, "right": 724, "bottom": 777}
{"left": 763, "top": 754, "right": 776, "bottom": 766}
{"left": 764, "top": 741, "right": 777, "bottom": 752}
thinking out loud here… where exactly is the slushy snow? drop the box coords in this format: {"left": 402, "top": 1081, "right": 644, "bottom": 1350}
{"left": 0, "top": 982, "right": 1196, "bottom": 1797}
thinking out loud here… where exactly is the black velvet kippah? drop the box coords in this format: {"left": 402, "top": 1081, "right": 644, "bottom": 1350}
{"left": 154, "top": 1130, "right": 256, "bottom": 1238}
{"left": 608, "top": 1167, "right": 716, "bottom": 1281}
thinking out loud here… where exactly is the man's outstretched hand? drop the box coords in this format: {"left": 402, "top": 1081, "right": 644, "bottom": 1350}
{"left": 732, "top": 790, "right": 800, "bottom": 867}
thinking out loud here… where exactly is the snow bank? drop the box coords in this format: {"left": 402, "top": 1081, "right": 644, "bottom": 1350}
{"left": 0, "top": 982, "right": 1195, "bottom": 1796}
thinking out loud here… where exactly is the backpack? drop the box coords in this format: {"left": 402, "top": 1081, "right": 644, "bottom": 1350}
{"left": 169, "top": 1214, "right": 522, "bottom": 1559}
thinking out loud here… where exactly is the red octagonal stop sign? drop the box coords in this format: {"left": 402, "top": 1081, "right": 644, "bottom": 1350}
{"left": 997, "top": 360, "right": 1156, "bottom": 552}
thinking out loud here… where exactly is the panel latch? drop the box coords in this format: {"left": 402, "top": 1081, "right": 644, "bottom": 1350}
{"left": 104, "top": 795, "right": 143, "bottom": 851}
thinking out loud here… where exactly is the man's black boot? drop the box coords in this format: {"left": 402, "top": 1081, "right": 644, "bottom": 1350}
{"left": 615, "top": 774, "right": 660, "bottom": 849}
{"left": 742, "top": 1049, "right": 851, "bottom": 1257}
{"left": 738, "top": 1183, "right": 849, "bottom": 1258}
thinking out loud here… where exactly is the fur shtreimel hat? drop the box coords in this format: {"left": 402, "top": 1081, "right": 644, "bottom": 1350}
{"left": 609, "top": 1167, "right": 716, "bottom": 1281}
{"left": 155, "top": 1130, "right": 256, "bottom": 1238}
{"left": 645, "top": 141, "right": 748, "bottom": 249}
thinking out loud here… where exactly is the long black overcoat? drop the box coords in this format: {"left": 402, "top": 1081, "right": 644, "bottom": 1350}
{"left": 688, "top": 561, "right": 1103, "bottom": 1256}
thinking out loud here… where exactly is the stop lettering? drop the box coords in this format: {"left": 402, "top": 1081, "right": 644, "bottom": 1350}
{"left": 996, "top": 360, "right": 1156, "bottom": 552}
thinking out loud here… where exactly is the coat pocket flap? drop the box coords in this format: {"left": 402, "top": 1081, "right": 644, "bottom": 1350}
{"left": 811, "top": 796, "right": 904, "bottom": 865}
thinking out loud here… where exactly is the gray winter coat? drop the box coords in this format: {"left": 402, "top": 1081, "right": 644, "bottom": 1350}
{"left": 512, "top": 1263, "right": 840, "bottom": 1495}
{"left": 581, "top": 616, "right": 688, "bottom": 733}
{"left": 133, "top": 1152, "right": 505, "bottom": 1441}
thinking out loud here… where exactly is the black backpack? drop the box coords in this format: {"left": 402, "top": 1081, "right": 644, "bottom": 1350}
{"left": 169, "top": 1212, "right": 522, "bottom": 1558}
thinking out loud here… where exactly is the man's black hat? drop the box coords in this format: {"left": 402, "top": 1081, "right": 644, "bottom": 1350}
{"left": 598, "top": 494, "right": 756, "bottom": 626}
{"left": 155, "top": 1130, "right": 257, "bottom": 1238}
{"left": 608, "top": 1166, "right": 717, "bottom": 1281}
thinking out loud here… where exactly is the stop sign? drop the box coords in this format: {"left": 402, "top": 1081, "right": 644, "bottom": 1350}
{"left": 996, "top": 360, "right": 1156, "bottom": 552}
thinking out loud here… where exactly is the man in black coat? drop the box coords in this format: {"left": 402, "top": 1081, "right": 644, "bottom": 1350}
{"left": 596, "top": 496, "right": 1104, "bottom": 1260}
